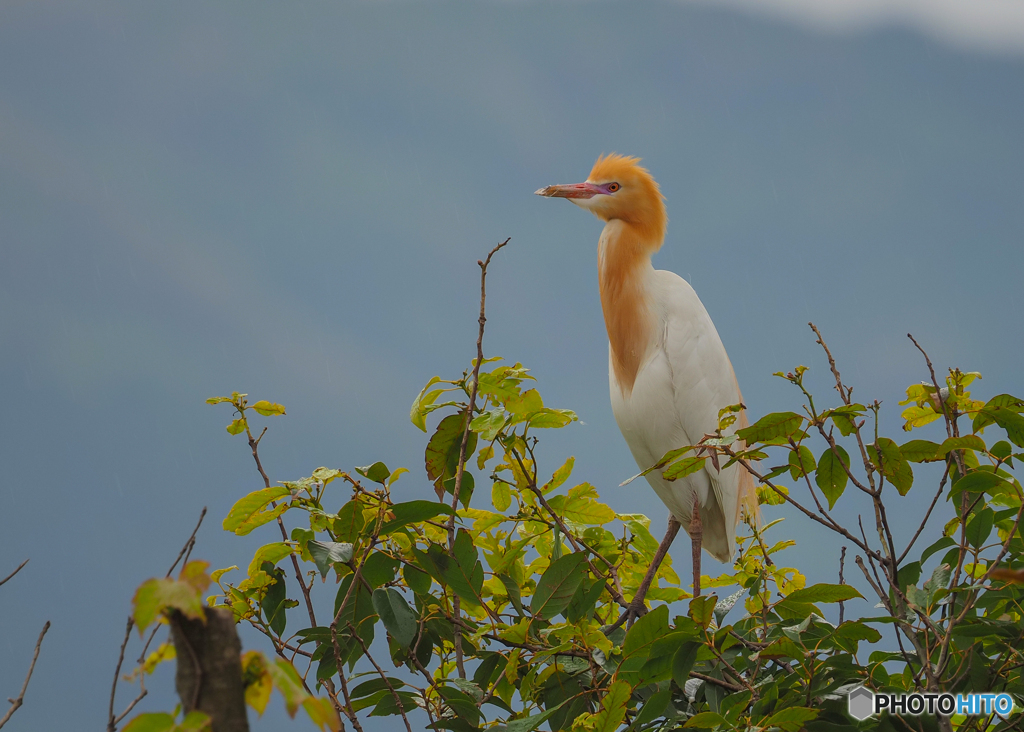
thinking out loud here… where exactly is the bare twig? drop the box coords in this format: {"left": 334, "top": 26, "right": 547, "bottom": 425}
{"left": 347, "top": 624, "right": 413, "bottom": 732}
{"left": 838, "top": 546, "right": 847, "bottom": 625}
{"left": 0, "top": 621, "right": 50, "bottom": 729}
{"left": 446, "top": 238, "right": 509, "bottom": 677}
{"left": 0, "top": 559, "right": 29, "bottom": 588}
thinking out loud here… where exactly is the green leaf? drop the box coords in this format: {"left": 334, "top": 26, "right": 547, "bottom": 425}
{"left": 814, "top": 445, "right": 849, "bottom": 509}
{"left": 247, "top": 543, "right": 293, "bottom": 577}
{"left": 410, "top": 376, "right": 443, "bottom": 432}
{"left": 223, "top": 486, "right": 291, "bottom": 536}
{"left": 871, "top": 438, "right": 913, "bottom": 495}
{"left": 531, "top": 553, "right": 587, "bottom": 620}
{"left": 762, "top": 706, "right": 818, "bottom": 731}
{"left": 542, "top": 457, "right": 575, "bottom": 494}
{"left": 379, "top": 500, "right": 455, "bottom": 536}
{"left": 355, "top": 462, "right": 391, "bottom": 484}
{"left": 308, "top": 541, "right": 354, "bottom": 578}
{"left": 688, "top": 594, "right": 717, "bottom": 629}
{"left": 671, "top": 640, "right": 701, "bottom": 690}
{"left": 526, "top": 408, "right": 577, "bottom": 429}
{"left": 830, "top": 621, "right": 882, "bottom": 652}
{"left": 736, "top": 412, "right": 804, "bottom": 444}
{"left": 372, "top": 588, "right": 419, "bottom": 648}
{"left": 333, "top": 500, "right": 366, "bottom": 544}
{"left": 403, "top": 564, "right": 431, "bottom": 595}
{"left": 623, "top": 604, "right": 669, "bottom": 659}
{"left": 784, "top": 583, "right": 862, "bottom": 604}
{"left": 663, "top": 456, "right": 707, "bottom": 481}
{"left": 361, "top": 552, "right": 399, "bottom": 589}
{"left": 259, "top": 562, "right": 288, "bottom": 636}
{"left": 470, "top": 409, "right": 506, "bottom": 441}
{"left": 425, "top": 413, "right": 476, "bottom": 483}
{"left": 684, "top": 711, "right": 727, "bottom": 728}
{"left": 498, "top": 574, "right": 525, "bottom": 617}
{"left": 951, "top": 470, "right": 1014, "bottom": 501}
{"left": 122, "top": 713, "right": 177, "bottom": 732}
{"left": 900, "top": 439, "right": 942, "bottom": 463}
{"left": 250, "top": 400, "right": 286, "bottom": 416}
{"left": 505, "top": 700, "right": 569, "bottom": 732}
{"left": 226, "top": 417, "right": 247, "bottom": 435}
{"left": 787, "top": 445, "right": 816, "bottom": 480}
{"left": 938, "top": 435, "right": 987, "bottom": 456}
{"left": 920, "top": 536, "right": 955, "bottom": 564}
{"left": 628, "top": 689, "right": 672, "bottom": 732}
{"left": 267, "top": 659, "right": 312, "bottom": 716}
{"left": 133, "top": 577, "right": 204, "bottom": 634}
{"left": 506, "top": 388, "right": 543, "bottom": 415}
{"left": 591, "top": 680, "right": 631, "bottom": 732}
{"left": 491, "top": 481, "right": 511, "bottom": 512}
{"left": 966, "top": 507, "right": 995, "bottom": 549}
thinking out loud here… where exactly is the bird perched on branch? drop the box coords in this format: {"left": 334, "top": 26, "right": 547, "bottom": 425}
{"left": 536, "top": 154, "right": 756, "bottom": 611}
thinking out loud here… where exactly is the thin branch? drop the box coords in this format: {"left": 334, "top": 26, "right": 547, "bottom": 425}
{"left": 838, "top": 546, "right": 847, "bottom": 626}
{"left": 606, "top": 517, "right": 681, "bottom": 632}
{"left": 0, "top": 559, "right": 29, "bottom": 588}
{"left": 108, "top": 507, "right": 208, "bottom": 732}
{"left": 347, "top": 624, "right": 413, "bottom": 732}
{"left": 0, "top": 621, "right": 50, "bottom": 729}
{"left": 446, "top": 237, "right": 509, "bottom": 677}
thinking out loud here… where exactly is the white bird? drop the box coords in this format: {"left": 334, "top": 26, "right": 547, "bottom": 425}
{"left": 536, "top": 154, "right": 756, "bottom": 607}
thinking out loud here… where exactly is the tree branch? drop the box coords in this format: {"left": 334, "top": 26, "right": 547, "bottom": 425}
{"left": 0, "top": 621, "right": 50, "bottom": 729}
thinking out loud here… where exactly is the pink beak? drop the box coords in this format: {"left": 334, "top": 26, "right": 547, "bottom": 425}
{"left": 534, "top": 181, "right": 603, "bottom": 199}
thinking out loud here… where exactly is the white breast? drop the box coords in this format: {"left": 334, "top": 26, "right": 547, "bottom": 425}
{"left": 609, "top": 269, "right": 745, "bottom": 562}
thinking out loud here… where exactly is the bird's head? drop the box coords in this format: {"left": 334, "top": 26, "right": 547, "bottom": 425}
{"left": 535, "top": 153, "right": 667, "bottom": 242}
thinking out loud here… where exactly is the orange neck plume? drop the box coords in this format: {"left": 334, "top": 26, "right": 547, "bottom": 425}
{"left": 598, "top": 218, "right": 664, "bottom": 395}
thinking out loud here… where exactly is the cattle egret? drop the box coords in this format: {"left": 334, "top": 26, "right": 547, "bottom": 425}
{"left": 536, "top": 154, "right": 756, "bottom": 612}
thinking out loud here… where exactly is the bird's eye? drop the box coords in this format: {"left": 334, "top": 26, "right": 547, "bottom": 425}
{"left": 607, "top": 183, "right": 620, "bottom": 193}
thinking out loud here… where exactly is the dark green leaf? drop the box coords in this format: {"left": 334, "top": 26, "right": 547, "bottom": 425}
{"left": 372, "top": 588, "right": 419, "bottom": 648}
{"left": 671, "top": 640, "right": 701, "bottom": 690}
{"left": 921, "top": 536, "right": 955, "bottom": 564}
{"left": 259, "top": 562, "right": 288, "bottom": 636}
{"left": 403, "top": 564, "right": 431, "bottom": 595}
{"left": 308, "top": 541, "right": 353, "bottom": 578}
{"left": 379, "top": 500, "right": 455, "bottom": 536}
{"left": 498, "top": 573, "right": 525, "bottom": 617}
{"left": 362, "top": 552, "right": 399, "bottom": 589}
{"left": 966, "top": 507, "right": 995, "bottom": 550}
{"left": 531, "top": 553, "right": 587, "bottom": 620}
{"left": 624, "top": 604, "right": 669, "bottom": 659}
{"left": 355, "top": 461, "right": 391, "bottom": 484}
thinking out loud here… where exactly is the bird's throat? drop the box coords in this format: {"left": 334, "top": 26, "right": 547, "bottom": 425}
{"left": 598, "top": 221, "right": 658, "bottom": 395}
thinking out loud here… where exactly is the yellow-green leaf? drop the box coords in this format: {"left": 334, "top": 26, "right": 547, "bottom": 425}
{"left": 250, "top": 400, "right": 286, "bottom": 417}
{"left": 223, "top": 486, "right": 291, "bottom": 536}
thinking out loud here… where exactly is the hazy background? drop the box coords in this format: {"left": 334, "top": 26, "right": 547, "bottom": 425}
{"left": 1, "top": 1, "right": 1022, "bottom": 729}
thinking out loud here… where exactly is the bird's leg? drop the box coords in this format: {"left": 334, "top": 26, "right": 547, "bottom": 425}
{"left": 691, "top": 494, "right": 703, "bottom": 598}
{"left": 606, "top": 516, "right": 681, "bottom": 632}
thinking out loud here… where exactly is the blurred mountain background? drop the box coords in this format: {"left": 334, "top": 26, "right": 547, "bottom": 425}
{"left": 1, "top": 1, "right": 1022, "bottom": 728}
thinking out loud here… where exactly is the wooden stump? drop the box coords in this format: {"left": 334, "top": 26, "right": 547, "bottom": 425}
{"left": 169, "top": 607, "right": 250, "bottom": 732}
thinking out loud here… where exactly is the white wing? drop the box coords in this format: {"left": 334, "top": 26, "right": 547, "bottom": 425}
{"left": 611, "top": 269, "right": 751, "bottom": 562}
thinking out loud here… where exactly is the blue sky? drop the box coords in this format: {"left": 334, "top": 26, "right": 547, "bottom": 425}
{"left": 1, "top": 2, "right": 1022, "bottom": 729}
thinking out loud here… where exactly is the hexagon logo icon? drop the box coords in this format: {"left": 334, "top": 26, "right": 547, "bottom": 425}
{"left": 848, "top": 686, "right": 874, "bottom": 720}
